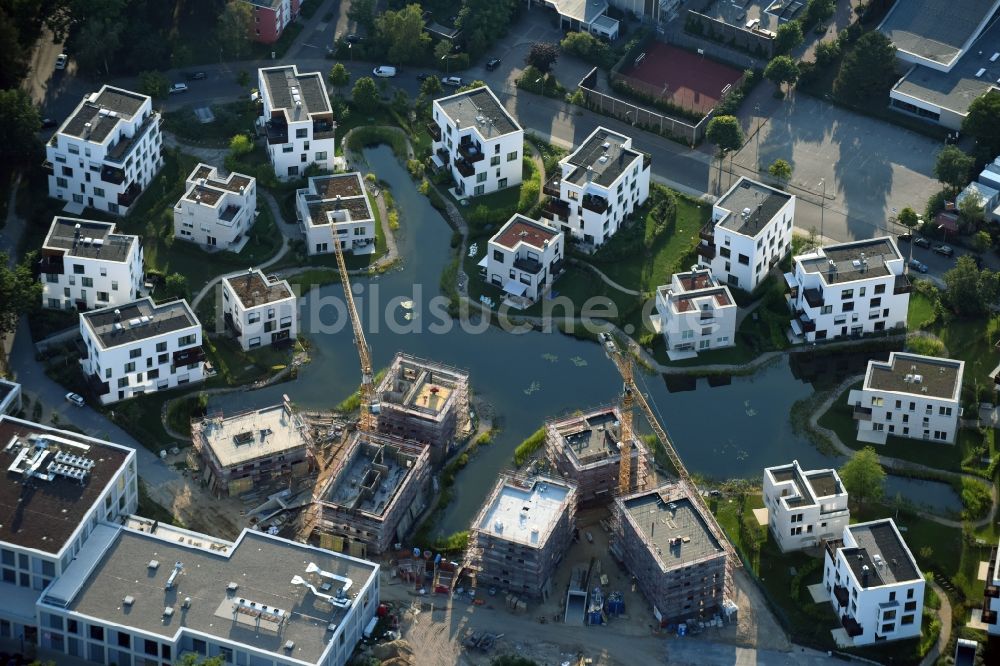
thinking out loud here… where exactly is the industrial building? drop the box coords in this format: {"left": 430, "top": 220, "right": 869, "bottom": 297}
{"left": 612, "top": 483, "right": 729, "bottom": 623}
{"left": 375, "top": 353, "right": 470, "bottom": 464}
{"left": 466, "top": 475, "right": 577, "bottom": 600}
{"left": 543, "top": 405, "right": 649, "bottom": 503}
{"left": 316, "top": 433, "right": 432, "bottom": 557}
{"left": 192, "top": 396, "right": 314, "bottom": 496}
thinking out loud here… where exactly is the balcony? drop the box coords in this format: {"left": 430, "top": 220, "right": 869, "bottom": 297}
{"left": 117, "top": 182, "right": 141, "bottom": 208}
{"left": 852, "top": 405, "right": 873, "bottom": 421}
{"left": 172, "top": 346, "right": 205, "bottom": 367}
{"left": 514, "top": 256, "right": 544, "bottom": 275}
{"left": 101, "top": 165, "right": 126, "bottom": 185}
{"left": 582, "top": 194, "right": 608, "bottom": 215}
{"left": 795, "top": 312, "right": 816, "bottom": 333}
{"left": 435, "top": 147, "right": 450, "bottom": 166}
{"left": 454, "top": 158, "right": 475, "bottom": 178}
{"left": 696, "top": 241, "right": 716, "bottom": 260}
{"left": 42, "top": 160, "right": 53, "bottom": 175}
{"left": 543, "top": 174, "right": 562, "bottom": 197}
{"left": 982, "top": 603, "right": 998, "bottom": 625}
{"left": 841, "top": 614, "right": 864, "bottom": 638}
{"left": 699, "top": 223, "right": 715, "bottom": 242}
{"left": 38, "top": 252, "right": 65, "bottom": 276}
{"left": 426, "top": 122, "right": 442, "bottom": 142}
{"left": 803, "top": 288, "right": 824, "bottom": 308}
{"left": 457, "top": 140, "right": 484, "bottom": 164}
{"left": 264, "top": 121, "right": 289, "bottom": 145}
{"left": 313, "top": 118, "right": 336, "bottom": 141}
{"left": 85, "top": 373, "right": 110, "bottom": 397}
{"left": 699, "top": 311, "right": 715, "bottom": 322}
{"left": 542, "top": 198, "right": 570, "bottom": 223}
{"left": 833, "top": 584, "right": 850, "bottom": 608}
{"left": 105, "top": 113, "right": 160, "bottom": 163}
{"left": 894, "top": 273, "right": 912, "bottom": 295}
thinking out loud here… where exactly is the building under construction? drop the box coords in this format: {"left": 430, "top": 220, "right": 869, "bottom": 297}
{"left": 544, "top": 405, "right": 650, "bottom": 503}
{"left": 466, "top": 474, "right": 577, "bottom": 600}
{"left": 316, "top": 432, "right": 431, "bottom": 557}
{"left": 375, "top": 353, "right": 470, "bottom": 464}
{"left": 612, "top": 483, "right": 730, "bottom": 623}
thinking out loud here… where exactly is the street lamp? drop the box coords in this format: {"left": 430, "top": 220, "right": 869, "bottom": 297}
{"left": 441, "top": 54, "right": 449, "bottom": 74}
{"left": 348, "top": 43, "right": 353, "bottom": 62}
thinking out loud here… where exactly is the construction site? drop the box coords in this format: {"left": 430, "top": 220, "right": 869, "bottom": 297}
{"left": 375, "top": 352, "right": 471, "bottom": 464}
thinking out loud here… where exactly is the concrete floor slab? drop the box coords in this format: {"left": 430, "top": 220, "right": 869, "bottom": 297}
{"left": 830, "top": 627, "right": 852, "bottom": 648}
{"left": 978, "top": 560, "right": 991, "bottom": 581}
{"left": 967, "top": 609, "right": 989, "bottom": 631}
{"left": 752, "top": 507, "right": 769, "bottom": 527}
{"left": 806, "top": 583, "right": 830, "bottom": 604}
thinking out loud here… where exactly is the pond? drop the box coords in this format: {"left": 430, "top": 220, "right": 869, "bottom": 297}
{"left": 884, "top": 474, "right": 963, "bottom": 518}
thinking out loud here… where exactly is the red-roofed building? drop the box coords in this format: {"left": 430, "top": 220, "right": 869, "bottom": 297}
{"left": 483, "top": 214, "right": 564, "bottom": 307}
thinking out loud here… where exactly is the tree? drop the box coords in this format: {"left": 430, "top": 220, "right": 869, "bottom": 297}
{"left": 768, "top": 158, "right": 793, "bottom": 185}
{"left": 420, "top": 75, "right": 443, "bottom": 97}
{"left": 839, "top": 447, "right": 885, "bottom": 510}
{"left": 0, "top": 88, "right": 41, "bottom": 167}
{"left": 456, "top": 0, "right": 519, "bottom": 59}
{"left": 176, "top": 655, "right": 224, "bottom": 666}
{"left": 774, "top": 21, "right": 803, "bottom": 55}
{"left": 374, "top": 4, "right": 430, "bottom": 65}
{"left": 457, "top": 79, "right": 487, "bottom": 94}
{"left": 0, "top": 7, "right": 27, "bottom": 89}
{"left": 0, "top": 252, "right": 41, "bottom": 337}
{"left": 347, "top": 0, "right": 377, "bottom": 32}
{"left": 218, "top": 0, "right": 253, "bottom": 60}
{"left": 229, "top": 134, "right": 253, "bottom": 157}
{"left": 561, "top": 31, "right": 613, "bottom": 68}
{"left": 705, "top": 115, "right": 744, "bottom": 192}
{"left": 138, "top": 70, "right": 168, "bottom": 99}
{"left": 832, "top": 31, "right": 897, "bottom": 104}
{"left": 329, "top": 63, "right": 350, "bottom": 95}
{"left": 764, "top": 55, "right": 799, "bottom": 92}
{"left": 390, "top": 89, "right": 410, "bottom": 118}
{"left": 814, "top": 41, "right": 841, "bottom": 67}
{"left": 805, "top": 0, "right": 836, "bottom": 26}
{"left": 934, "top": 145, "right": 974, "bottom": 191}
{"left": 964, "top": 90, "right": 1000, "bottom": 157}
{"left": 525, "top": 42, "right": 559, "bottom": 74}
{"left": 973, "top": 230, "right": 993, "bottom": 253}
{"left": 943, "top": 255, "right": 999, "bottom": 317}
{"left": 75, "top": 16, "right": 123, "bottom": 75}
{"left": 959, "top": 191, "right": 985, "bottom": 227}
{"left": 897, "top": 206, "right": 919, "bottom": 229}
{"left": 352, "top": 76, "right": 381, "bottom": 114}
{"left": 163, "top": 273, "right": 189, "bottom": 301}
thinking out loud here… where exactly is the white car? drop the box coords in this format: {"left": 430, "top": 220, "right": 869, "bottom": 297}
{"left": 169, "top": 83, "right": 189, "bottom": 94}
{"left": 54, "top": 54, "right": 68, "bottom": 70}
{"left": 441, "top": 76, "right": 463, "bottom": 87}
{"left": 65, "top": 392, "right": 85, "bottom": 407}
{"left": 372, "top": 66, "right": 397, "bottom": 78}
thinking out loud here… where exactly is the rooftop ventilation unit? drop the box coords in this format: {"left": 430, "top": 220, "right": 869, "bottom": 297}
{"left": 165, "top": 561, "right": 183, "bottom": 590}
{"left": 123, "top": 595, "right": 135, "bottom": 607}
{"left": 977, "top": 68, "right": 986, "bottom": 78}
{"left": 162, "top": 606, "right": 174, "bottom": 618}
{"left": 148, "top": 560, "right": 159, "bottom": 570}
{"left": 227, "top": 582, "right": 239, "bottom": 593}
{"left": 284, "top": 641, "right": 295, "bottom": 651}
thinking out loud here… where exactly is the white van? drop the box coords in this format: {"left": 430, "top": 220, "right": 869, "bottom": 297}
{"left": 373, "top": 66, "right": 397, "bottom": 78}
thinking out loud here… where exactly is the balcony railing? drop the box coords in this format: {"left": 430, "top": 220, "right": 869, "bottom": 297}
{"left": 117, "top": 182, "right": 141, "bottom": 208}
{"left": 803, "top": 288, "right": 824, "bottom": 308}
{"left": 699, "top": 223, "right": 715, "bottom": 242}
{"left": 696, "top": 241, "right": 716, "bottom": 260}
{"left": 542, "top": 198, "right": 570, "bottom": 223}
{"left": 833, "top": 584, "right": 850, "bottom": 608}
{"left": 101, "top": 166, "right": 126, "bottom": 185}
{"left": 796, "top": 313, "right": 816, "bottom": 333}
{"left": 172, "top": 346, "right": 205, "bottom": 367}
{"left": 457, "top": 141, "right": 484, "bottom": 163}
{"left": 852, "top": 406, "right": 873, "bottom": 421}
{"left": 982, "top": 604, "right": 998, "bottom": 625}
{"left": 435, "top": 147, "right": 450, "bottom": 165}
{"left": 582, "top": 194, "right": 608, "bottom": 215}
{"left": 264, "top": 121, "right": 289, "bottom": 145}
{"left": 454, "top": 159, "right": 475, "bottom": 178}
{"left": 105, "top": 114, "right": 160, "bottom": 163}
{"left": 841, "top": 614, "right": 864, "bottom": 638}
{"left": 514, "top": 257, "right": 544, "bottom": 275}
{"left": 543, "top": 175, "right": 562, "bottom": 197}
{"left": 894, "top": 273, "right": 912, "bottom": 295}
{"left": 426, "top": 122, "right": 442, "bottom": 142}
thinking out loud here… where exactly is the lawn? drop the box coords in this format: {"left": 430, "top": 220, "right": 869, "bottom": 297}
{"left": 907, "top": 290, "right": 936, "bottom": 329}
{"left": 204, "top": 335, "right": 292, "bottom": 387}
{"left": 927, "top": 314, "right": 1000, "bottom": 394}
{"left": 335, "top": 106, "right": 396, "bottom": 156}
{"left": 108, "top": 388, "right": 191, "bottom": 451}
{"left": 162, "top": 100, "right": 259, "bottom": 148}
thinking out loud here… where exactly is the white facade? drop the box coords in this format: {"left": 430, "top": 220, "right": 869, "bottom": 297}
{"left": 46, "top": 85, "right": 163, "bottom": 215}
{"left": 823, "top": 520, "right": 924, "bottom": 646}
{"left": 697, "top": 177, "right": 794, "bottom": 292}
{"left": 173, "top": 164, "right": 257, "bottom": 251}
{"left": 296, "top": 173, "right": 376, "bottom": 256}
{"left": 257, "top": 65, "right": 336, "bottom": 180}
{"left": 786, "top": 237, "right": 910, "bottom": 343}
{"left": 541, "top": 126, "right": 650, "bottom": 249}
{"left": 848, "top": 352, "right": 964, "bottom": 445}
{"left": 430, "top": 86, "right": 524, "bottom": 197}
{"left": 762, "top": 460, "right": 849, "bottom": 552}
{"left": 222, "top": 269, "right": 298, "bottom": 351}
{"left": 39, "top": 217, "right": 143, "bottom": 311}
{"left": 484, "top": 214, "right": 564, "bottom": 305}
{"left": 654, "top": 268, "right": 736, "bottom": 358}
{"left": 79, "top": 298, "right": 204, "bottom": 405}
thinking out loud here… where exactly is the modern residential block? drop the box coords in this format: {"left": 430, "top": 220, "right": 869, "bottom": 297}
{"left": 483, "top": 214, "right": 564, "bottom": 307}
{"left": 221, "top": 269, "right": 297, "bottom": 350}
{"left": 762, "top": 460, "right": 850, "bottom": 552}
{"left": 982, "top": 539, "right": 1000, "bottom": 635}
{"left": 192, "top": 395, "right": 314, "bottom": 496}
{"left": 257, "top": 65, "right": 336, "bottom": 180}
{"left": 46, "top": 85, "right": 163, "bottom": 215}
{"left": 697, "top": 177, "right": 794, "bottom": 292}
{"left": 429, "top": 86, "right": 524, "bottom": 197}
{"left": 244, "top": 0, "right": 302, "bottom": 44}
{"left": 0, "top": 415, "right": 137, "bottom": 644}
{"left": 173, "top": 163, "right": 257, "bottom": 251}
{"left": 541, "top": 126, "right": 650, "bottom": 249}
{"left": 786, "top": 237, "right": 911, "bottom": 343}
{"left": 823, "top": 519, "right": 924, "bottom": 646}
{"left": 466, "top": 475, "right": 577, "bottom": 600}
{"left": 655, "top": 268, "right": 736, "bottom": 360}
{"left": 848, "top": 352, "right": 964, "bottom": 445}
{"left": 79, "top": 298, "right": 205, "bottom": 404}
{"left": 38, "top": 217, "right": 143, "bottom": 311}
{"left": 0, "top": 378, "right": 22, "bottom": 416}
{"left": 296, "top": 173, "right": 376, "bottom": 256}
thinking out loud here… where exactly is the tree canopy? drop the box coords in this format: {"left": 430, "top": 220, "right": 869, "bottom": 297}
{"left": 218, "top": 0, "right": 253, "bottom": 60}
{"left": 897, "top": 206, "right": 919, "bottom": 229}
{"left": 374, "top": 4, "right": 430, "bottom": 65}
{"left": 943, "top": 255, "right": 999, "bottom": 317}
{"left": 456, "top": 0, "right": 518, "bottom": 59}
{"left": 774, "top": 21, "right": 804, "bottom": 55}
{"left": 0, "top": 252, "right": 41, "bottom": 336}
{"left": 0, "top": 88, "right": 41, "bottom": 168}
{"left": 839, "top": 447, "right": 885, "bottom": 510}
{"left": 705, "top": 115, "right": 744, "bottom": 156}
{"left": 764, "top": 55, "right": 799, "bottom": 91}
{"left": 329, "top": 63, "right": 350, "bottom": 93}
{"left": 832, "top": 31, "right": 897, "bottom": 104}
{"left": 525, "top": 42, "right": 559, "bottom": 74}
{"left": 768, "top": 158, "right": 793, "bottom": 184}
{"left": 347, "top": 0, "right": 376, "bottom": 32}
{"left": 352, "top": 76, "right": 381, "bottom": 114}
{"left": 963, "top": 90, "right": 1000, "bottom": 157}
{"left": 934, "top": 145, "right": 974, "bottom": 191}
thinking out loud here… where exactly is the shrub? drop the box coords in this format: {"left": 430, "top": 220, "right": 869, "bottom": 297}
{"left": 561, "top": 31, "right": 615, "bottom": 69}
{"left": 513, "top": 428, "right": 546, "bottom": 467}
{"left": 960, "top": 476, "right": 991, "bottom": 520}
{"left": 906, "top": 334, "right": 945, "bottom": 357}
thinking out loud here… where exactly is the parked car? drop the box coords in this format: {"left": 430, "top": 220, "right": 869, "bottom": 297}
{"left": 373, "top": 66, "right": 397, "bottom": 78}
{"left": 40, "top": 118, "right": 58, "bottom": 129}
{"left": 168, "top": 83, "right": 189, "bottom": 94}
{"left": 908, "top": 258, "right": 928, "bottom": 273}
{"left": 933, "top": 244, "right": 954, "bottom": 257}
{"left": 54, "top": 53, "right": 68, "bottom": 70}
{"left": 416, "top": 73, "right": 430, "bottom": 81}
{"left": 486, "top": 57, "right": 501, "bottom": 71}
{"left": 913, "top": 236, "right": 931, "bottom": 248}
{"left": 345, "top": 33, "right": 363, "bottom": 44}
{"left": 184, "top": 71, "right": 206, "bottom": 81}
{"left": 442, "top": 76, "right": 463, "bottom": 87}
{"left": 897, "top": 232, "right": 912, "bottom": 243}
{"left": 65, "top": 392, "right": 85, "bottom": 407}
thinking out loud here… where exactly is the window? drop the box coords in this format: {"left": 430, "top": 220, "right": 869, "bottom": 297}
{"left": 94, "top": 187, "right": 105, "bottom": 198}
{"left": 117, "top": 632, "right": 130, "bottom": 648}
{"left": 129, "top": 348, "right": 141, "bottom": 359}
{"left": 177, "top": 334, "right": 197, "bottom": 347}
{"left": 841, "top": 289, "right": 853, "bottom": 299}
{"left": 248, "top": 336, "right": 261, "bottom": 348}
{"left": 247, "top": 312, "right": 261, "bottom": 324}
{"left": 904, "top": 600, "right": 916, "bottom": 612}
{"left": 881, "top": 622, "right": 895, "bottom": 633}
{"left": 315, "top": 151, "right": 327, "bottom": 161}
{"left": 118, "top": 378, "right": 128, "bottom": 388}
{"left": 871, "top": 297, "right": 881, "bottom": 307}
{"left": 493, "top": 250, "right": 504, "bottom": 262}
{"left": 282, "top": 145, "right": 294, "bottom": 153}
{"left": 295, "top": 128, "right": 307, "bottom": 139}
{"left": 476, "top": 172, "right": 487, "bottom": 183}
{"left": 156, "top": 341, "right": 167, "bottom": 353}
{"left": 720, "top": 247, "right": 731, "bottom": 258}
{"left": 842, "top": 301, "right": 854, "bottom": 312}
{"left": 157, "top": 353, "right": 168, "bottom": 365}
{"left": 111, "top": 280, "right": 118, "bottom": 291}
{"left": 89, "top": 625, "right": 104, "bottom": 641}
{"left": 901, "top": 614, "right": 914, "bottom": 626}
{"left": 73, "top": 264, "right": 85, "bottom": 275}
{"left": 939, "top": 406, "right": 952, "bottom": 416}
{"left": 821, "top": 305, "right": 832, "bottom": 315}
{"left": 56, "top": 177, "right": 68, "bottom": 188}
{"left": 490, "top": 156, "right": 500, "bottom": 166}
{"left": 507, "top": 151, "right": 518, "bottom": 161}
{"left": 737, "top": 254, "right": 749, "bottom": 265}
{"left": 874, "top": 284, "right": 886, "bottom": 295}
{"left": 124, "top": 361, "right": 135, "bottom": 373}
{"left": 883, "top": 609, "right": 896, "bottom": 620}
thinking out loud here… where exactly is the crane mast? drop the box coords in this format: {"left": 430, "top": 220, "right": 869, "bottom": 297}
{"left": 331, "top": 231, "right": 376, "bottom": 434}
{"left": 618, "top": 360, "right": 634, "bottom": 494}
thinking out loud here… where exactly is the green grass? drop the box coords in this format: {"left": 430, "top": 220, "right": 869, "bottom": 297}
{"left": 164, "top": 392, "right": 207, "bottom": 438}
{"left": 27, "top": 309, "right": 80, "bottom": 342}
{"left": 335, "top": 106, "right": 395, "bottom": 156}
{"left": 162, "top": 100, "right": 259, "bottom": 148}
{"left": 204, "top": 335, "right": 292, "bottom": 387}
{"left": 513, "top": 427, "right": 546, "bottom": 467}
{"left": 907, "top": 291, "right": 936, "bottom": 329}
{"left": 108, "top": 389, "right": 190, "bottom": 451}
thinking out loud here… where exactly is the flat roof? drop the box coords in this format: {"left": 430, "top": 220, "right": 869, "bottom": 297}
{"left": 492, "top": 214, "right": 560, "bottom": 251}
{"left": 552, "top": 0, "right": 609, "bottom": 24}
{"left": 82, "top": 298, "right": 198, "bottom": 349}
{"left": 477, "top": 476, "right": 573, "bottom": 548}
{"left": 436, "top": 86, "right": 520, "bottom": 138}
{"left": 60, "top": 86, "right": 148, "bottom": 143}
{"left": 43, "top": 217, "right": 137, "bottom": 263}
{"left": 621, "top": 485, "right": 724, "bottom": 570}
{"left": 194, "top": 403, "right": 309, "bottom": 470}
{"left": 299, "top": 173, "right": 373, "bottom": 228}
{"left": 879, "top": 0, "right": 999, "bottom": 69}
{"left": 766, "top": 460, "right": 844, "bottom": 509}
{"left": 865, "top": 352, "right": 964, "bottom": 400}
{"left": 0, "top": 416, "right": 131, "bottom": 555}
{"left": 184, "top": 164, "right": 253, "bottom": 208}
{"left": 715, "top": 178, "right": 791, "bottom": 237}
{"left": 224, "top": 270, "right": 293, "bottom": 309}
{"left": 61, "top": 527, "right": 377, "bottom": 664}
{"left": 377, "top": 353, "right": 468, "bottom": 418}
{"left": 845, "top": 520, "right": 921, "bottom": 587}
{"left": 659, "top": 269, "right": 734, "bottom": 312}
{"left": 550, "top": 406, "right": 624, "bottom": 464}
{"left": 321, "top": 435, "right": 425, "bottom": 519}
{"left": 260, "top": 66, "right": 331, "bottom": 119}
{"left": 563, "top": 127, "right": 642, "bottom": 188}
{"left": 797, "top": 237, "right": 901, "bottom": 285}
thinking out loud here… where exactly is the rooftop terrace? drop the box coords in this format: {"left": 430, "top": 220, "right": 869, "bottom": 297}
{"left": 767, "top": 460, "right": 844, "bottom": 509}
{"left": 714, "top": 178, "right": 792, "bottom": 237}
{"left": 865, "top": 352, "right": 964, "bottom": 400}
{"left": 43, "top": 217, "right": 136, "bottom": 263}
{"left": 563, "top": 127, "right": 642, "bottom": 188}
{"left": 492, "top": 214, "right": 560, "bottom": 251}
{"left": 194, "top": 402, "right": 309, "bottom": 470}
{"left": 261, "top": 66, "right": 331, "bottom": 119}
{"left": 436, "top": 87, "right": 520, "bottom": 137}
{"left": 622, "top": 485, "right": 723, "bottom": 570}
{"left": 797, "top": 237, "right": 901, "bottom": 285}
{"left": 82, "top": 298, "right": 198, "bottom": 349}
{"left": 299, "top": 173, "right": 373, "bottom": 228}
{"left": 224, "top": 270, "right": 294, "bottom": 309}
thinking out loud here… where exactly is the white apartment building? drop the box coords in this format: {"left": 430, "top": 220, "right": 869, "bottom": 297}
{"left": 430, "top": 86, "right": 524, "bottom": 197}
{"left": 541, "top": 126, "right": 650, "bottom": 249}
{"left": 257, "top": 65, "right": 336, "bottom": 180}
{"left": 762, "top": 460, "right": 850, "bottom": 552}
{"left": 173, "top": 163, "right": 257, "bottom": 251}
{"left": 848, "top": 352, "right": 964, "bottom": 445}
{"left": 823, "top": 519, "right": 924, "bottom": 646}
{"left": 0, "top": 415, "right": 137, "bottom": 646}
{"left": 79, "top": 298, "right": 204, "bottom": 405}
{"left": 697, "top": 177, "right": 795, "bottom": 292}
{"left": 46, "top": 85, "right": 163, "bottom": 215}
{"left": 654, "top": 268, "right": 736, "bottom": 359}
{"left": 296, "top": 172, "right": 376, "bottom": 256}
{"left": 786, "top": 237, "right": 910, "bottom": 343}
{"left": 38, "top": 217, "right": 143, "bottom": 311}
{"left": 221, "top": 269, "right": 297, "bottom": 350}
{"left": 482, "top": 214, "right": 564, "bottom": 306}
{"left": 983, "top": 538, "right": 1000, "bottom": 635}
